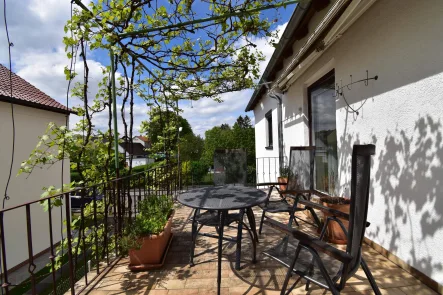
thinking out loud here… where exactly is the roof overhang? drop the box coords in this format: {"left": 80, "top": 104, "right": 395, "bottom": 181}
{"left": 245, "top": 0, "right": 353, "bottom": 112}
{"left": 0, "top": 95, "right": 76, "bottom": 115}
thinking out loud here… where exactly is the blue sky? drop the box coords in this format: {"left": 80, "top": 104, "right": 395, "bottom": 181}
{"left": 0, "top": 0, "right": 294, "bottom": 136}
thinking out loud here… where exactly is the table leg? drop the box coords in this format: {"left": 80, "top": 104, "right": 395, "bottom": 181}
{"left": 217, "top": 210, "right": 226, "bottom": 295}
{"left": 235, "top": 209, "right": 245, "bottom": 270}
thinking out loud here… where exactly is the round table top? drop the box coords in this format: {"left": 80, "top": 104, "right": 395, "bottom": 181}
{"left": 177, "top": 185, "right": 267, "bottom": 210}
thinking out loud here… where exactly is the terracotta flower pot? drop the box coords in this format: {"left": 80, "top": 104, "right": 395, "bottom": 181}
{"left": 277, "top": 177, "right": 288, "bottom": 191}
{"left": 321, "top": 203, "right": 350, "bottom": 245}
{"left": 128, "top": 210, "right": 174, "bottom": 270}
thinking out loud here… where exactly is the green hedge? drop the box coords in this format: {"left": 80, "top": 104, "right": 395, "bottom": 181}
{"left": 70, "top": 171, "right": 82, "bottom": 183}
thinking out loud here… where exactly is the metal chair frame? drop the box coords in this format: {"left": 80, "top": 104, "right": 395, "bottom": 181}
{"left": 257, "top": 146, "right": 321, "bottom": 233}
{"left": 263, "top": 144, "right": 381, "bottom": 295}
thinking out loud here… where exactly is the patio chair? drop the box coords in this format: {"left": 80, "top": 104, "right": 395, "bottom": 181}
{"left": 257, "top": 146, "right": 321, "bottom": 234}
{"left": 262, "top": 144, "right": 381, "bottom": 295}
{"left": 190, "top": 149, "right": 257, "bottom": 269}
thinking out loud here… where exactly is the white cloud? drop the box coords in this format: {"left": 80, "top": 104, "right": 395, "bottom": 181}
{"left": 180, "top": 22, "right": 288, "bottom": 136}
{"left": 0, "top": 0, "right": 287, "bottom": 137}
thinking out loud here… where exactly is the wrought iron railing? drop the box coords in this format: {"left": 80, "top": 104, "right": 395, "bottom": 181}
{"left": 0, "top": 164, "right": 177, "bottom": 295}
{"left": 0, "top": 159, "right": 267, "bottom": 295}
{"left": 255, "top": 157, "right": 279, "bottom": 184}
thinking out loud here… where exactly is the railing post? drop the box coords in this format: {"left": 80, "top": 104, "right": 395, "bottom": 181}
{"left": 103, "top": 183, "right": 109, "bottom": 265}
{"left": 47, "top": 199, "right": 57, "bottom": 295}
{"left": 93, "top": 186, "right": 99, "bottom": 274}
{"left": 0, "top": 212, "right": 10, "bottom": 295}
{"left": 65, "top": 192, "right": 76, "bottom": 295}
{"left": 80, "top": 189, "right": 88, "bottom": 286}
{"left": 25, "top": 205, "right": 37, "bottom": 295}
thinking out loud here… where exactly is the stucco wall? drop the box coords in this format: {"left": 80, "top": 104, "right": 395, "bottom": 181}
{"left": 253, "top": 95, "right": 280, "bottom": 184}
{"left": 0, "top": 102, "right": 69, "bottom": 270}
{"left": 253, "top": 0, "right": 443, "bottom": 285}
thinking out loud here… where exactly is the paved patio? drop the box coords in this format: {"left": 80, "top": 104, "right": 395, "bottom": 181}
{"left": 87, "top": 203, "right": 437, "bottom": 295}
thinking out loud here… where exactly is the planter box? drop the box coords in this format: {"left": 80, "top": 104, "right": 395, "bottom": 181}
{"left": 277, "top": 177, "right": 288, "bottom": 191}
{"left": 128, "top": 210, "right": 175, "bottom": 271}
{"left": 321, "top": 203, "right": 350, "bottom": 245}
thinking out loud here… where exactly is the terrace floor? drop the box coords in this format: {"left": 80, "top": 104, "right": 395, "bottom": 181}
{"left": 86, "top": 204, "right": 437, "bottom": 295}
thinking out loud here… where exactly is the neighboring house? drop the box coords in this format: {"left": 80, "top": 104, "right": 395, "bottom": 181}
{"left": 0, "top": 64, "right": 72, "bottom": 272}
{"left": 133, "top": 135, "right": 151, "bottom": 149}
{"left": 246, "top": 0, "right": 443, "bottom": 291}
{"left": 118, "top": 138, "right": 154, "bottom": 167}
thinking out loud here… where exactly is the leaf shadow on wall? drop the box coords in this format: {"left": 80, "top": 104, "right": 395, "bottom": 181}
{"left": 339, "top": 115, "right": 443, "bottom": 279}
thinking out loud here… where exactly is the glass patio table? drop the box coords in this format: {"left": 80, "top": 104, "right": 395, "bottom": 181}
{"left": 177, "top": 185, "right": 267, "bottom": 295}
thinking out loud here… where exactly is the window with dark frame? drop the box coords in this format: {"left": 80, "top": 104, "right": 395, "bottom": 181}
{"left": 308, "top": 70, "right": 338, "bottom": 195}
{"left": 265, "top": 110, "right": 273, "bottom": 149}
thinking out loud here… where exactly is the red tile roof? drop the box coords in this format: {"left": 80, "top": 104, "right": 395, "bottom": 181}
{"left": 136, "top": 135, "right": 149, "bottom": 142}
{"left": 0, "top": 64, "right": 72, "bottom": 114}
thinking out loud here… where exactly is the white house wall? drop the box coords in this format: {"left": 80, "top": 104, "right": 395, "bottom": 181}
{"left": 253, "top": 0, "right": 443, "bottom": 285}
{"left": 0, "top": 103, "right": 69, "bottom": 271}
{"left": 253, "top": 95, "right": 280, "bottom": 184}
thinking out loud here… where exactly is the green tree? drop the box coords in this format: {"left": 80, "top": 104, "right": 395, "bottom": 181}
{"left": 232, "top": 115, "right": 255, "bottom": 163}
{"left": 140, "top": 107, "right": 193, "bottom": 162}
{"left": 201, "top": 125, "right": 234, "bottom": 166}
{"left": 180, "top": 133, "right": 204, "bottom": 162}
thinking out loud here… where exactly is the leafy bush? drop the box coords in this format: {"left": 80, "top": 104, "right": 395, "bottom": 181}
{"left": 131, "top": 162, "right": 157, "bottom": 174}
{"left": 71, "top": 171, "right": 82, "bottom": 183}
{"left": 247, "top": 165, "right": 256, "bottom": 184}
{"left": 190, "top": 160, "right": 209, "bottom": 183}
{"left": 279, "top": 165, "right": 290, "bottom": 178}
{"left": 120, "top": 195, "right": 174, "bottom": 251}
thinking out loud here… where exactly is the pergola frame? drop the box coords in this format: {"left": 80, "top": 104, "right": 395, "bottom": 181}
{"left": 71, "top": 0, "right": 299, "bottom": 174}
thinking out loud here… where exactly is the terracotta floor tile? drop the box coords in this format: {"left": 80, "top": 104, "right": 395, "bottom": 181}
{"left": 378, "top": 276, "right": 421, "bottom": 289}
{"left": 185, "top": 278, "right": 216, "bottom": 289}
{"left": 167, "top": 288, "right": 200, "bottom": 295}
{"left": 88, "top": 207, "right": 434, "bottom": 295}
{"left": 155, "top": 279, "right": 186, "bottom": 289}
{"left": 399, "top": 284, "right": 439, "bottom": 295}
{"left": 96, "top": 280, "right": 130, "bottom": 291}
{"left": 88, "top": 291, "right": 110, "bottom": 295}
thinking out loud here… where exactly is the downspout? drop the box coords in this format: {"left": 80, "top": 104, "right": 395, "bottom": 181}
{"left": 269, "top": 91, "right": 284, "bottom": 170}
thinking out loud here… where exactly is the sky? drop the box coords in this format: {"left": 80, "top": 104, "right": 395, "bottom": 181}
{"left": 0, "top": 0, "right": 294, "bottom": 137}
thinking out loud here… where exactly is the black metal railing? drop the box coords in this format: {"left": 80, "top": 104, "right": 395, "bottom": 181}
{"left": 255, "top": 157, "right": 279, "bottom": 184}
{"left": 0, "top": 159, "right": 268, "bottom": 295}
{"left": 0, "top": 164, "right": 177, "bottom": 295}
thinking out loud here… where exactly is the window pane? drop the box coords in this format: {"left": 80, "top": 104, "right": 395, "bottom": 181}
{"left": 310, "top": 74, "right": 338, "bottom": 195}
{"left": 268, "top": 115, "right": 273, "bottom": 147}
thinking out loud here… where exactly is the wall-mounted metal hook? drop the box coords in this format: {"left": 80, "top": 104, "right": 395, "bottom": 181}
{"left": 333, "top": 82, "right": 339, "bottom": 97}
{"left": 365, "top": 70, "right": 369, "bottom": 86}
{"left": 347, "top": 75, "right": 352, "bottom": 90}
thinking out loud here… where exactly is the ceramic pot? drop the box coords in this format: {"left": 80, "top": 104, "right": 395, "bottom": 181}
{"left": 277, "top": 177, "right": 288, "bottom": 191}
{"left": 321, "top": 203, "right": 350, "bottom": 245}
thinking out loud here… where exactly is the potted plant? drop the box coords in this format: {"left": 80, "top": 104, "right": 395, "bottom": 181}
{"left": 318, "top": 172, "right": 350, "bottom": 244}
{"left": 120, "top": 195, "right": 174, "bottom": 271}
{"left": 278, "top": 165, "right": 290, "bottom": 191}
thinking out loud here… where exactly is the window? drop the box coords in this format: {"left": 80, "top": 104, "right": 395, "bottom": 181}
{"left": 309, "top": 70, "right": 338, "bottom": 195}
{"left": 265, "top": 110, "right": 273, "bottom": 149}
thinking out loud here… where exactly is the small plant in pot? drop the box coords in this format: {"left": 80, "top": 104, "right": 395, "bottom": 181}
{"left": 278, "top": 165, "right": 290, "bottom": 191}
{"left": 120, "top": 195, "right": 174, "bottom": 271}
{"left": 319, "top": 173, "right": 350, "bottom": 244}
